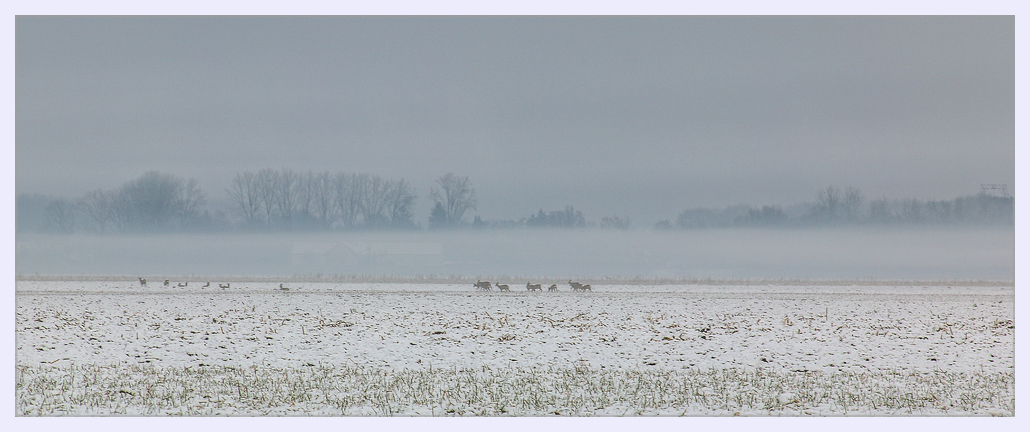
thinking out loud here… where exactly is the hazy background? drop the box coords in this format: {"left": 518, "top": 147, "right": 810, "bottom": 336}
{"left": 15, "top": 16, "right": 1014, "bottom": 280}
{"left": 13, "top": 228, "right": 1016, "bottom": 280}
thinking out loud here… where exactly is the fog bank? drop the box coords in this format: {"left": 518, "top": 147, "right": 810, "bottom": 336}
{"left": 15, "top": 227, "right": 1014, "bottom": 281}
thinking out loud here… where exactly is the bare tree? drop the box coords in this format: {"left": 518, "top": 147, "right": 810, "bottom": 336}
{"left": 109, "top": 190, "right": 132, "bottom": 232}
{"left": 108, "top": 171, "right": 208, "bottom": 232}
{"left": 429, "top": 173, "right": 476, "bottom": 228}
{"left": 307, "top": 171, "right": 337, "bottom": 229}
{"left": 79, "top": 189, "right": 115, "bottom": 233}
{"left": 526, "top": 205, "right": 585, "bottom": 228}
{"left": 178, "top": 178, "right": 207, "bottom": 229}
{"left": 842, "top": 186, "right": 864, "bottom": 221}
{"left": 868, "top": 197, "right": 893, "bottom": 223}
{"left": 119, "top": 171, "right": 183, "bottom": 231}
{"left": 386, "top": 178, "right": 418, "bottom": 229}
{"left": 356, "top": 174, "right": 392, "bottom": 228}
{"left": 294, "top": 171, "right": 315, "bottom": 224}
{"left": 255, "top": 168, "right": 278, "bottom": 228}
{"left": 272, "top": 168, "right": 299, "bottom": 228}
{"left": 815, "top": 186, "right": 842, "bottom": 222}
{"left": 333, "top": 173, "right": 361, "bottom": 229}
{"left": 902, "top": 198, "right": 923, "bottom": 223}
{"left": 44, "top": 198, "right": 75, "bottom": 233}
{"left": 600, "top": 216, "right": 631, "bottom": 230}
{"left": 227, "top": 171, "right": 263, "bottom": 228}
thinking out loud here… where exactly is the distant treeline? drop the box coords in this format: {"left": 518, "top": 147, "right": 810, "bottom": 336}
{"left": 15, "top": 172, "right": 1013, "bottom": 235}
{"left": 655, "top": 186, "right": 1014, "bottom": 229}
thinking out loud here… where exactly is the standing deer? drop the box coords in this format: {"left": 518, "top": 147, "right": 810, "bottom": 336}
{"left": 164, "top": 280, "right": 170, "bottom": 287}
{"left": 495, "top": 282, "right": 510, "bottom": 292}
{"left": 474, "top": 280, "right": 492, "bottom": 291}
{"left": 548, "top": 284, "right": 558, "bottom": 292}
{"left": 526, "top": 282, "right": 542, "bottom": 292}
{"left": 138, "top": 277, "right": 147, "bottom": 287}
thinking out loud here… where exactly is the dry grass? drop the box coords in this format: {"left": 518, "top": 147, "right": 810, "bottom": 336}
{"left": 16, "top": 364, "right": 1014, "bottom": 416}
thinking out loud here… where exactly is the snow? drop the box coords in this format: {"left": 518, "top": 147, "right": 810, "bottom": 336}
{"left": 15, "top": 281, "right": 1014, "bottom": 374}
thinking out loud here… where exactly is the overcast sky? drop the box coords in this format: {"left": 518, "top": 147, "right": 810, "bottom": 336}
{"left": 16, "top": 16, "right": 1014, "bottom": 223}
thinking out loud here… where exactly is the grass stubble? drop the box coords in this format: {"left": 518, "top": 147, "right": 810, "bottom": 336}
{"left": 16, "top": 279, "right": 1014, "bottom": 417}
{"left": 16, "top": 363, "right": 1014, "bottom": 416}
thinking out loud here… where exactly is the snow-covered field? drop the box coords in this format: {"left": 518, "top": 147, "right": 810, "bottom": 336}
{"left": 15, "top": 280, "right": 1015, "bottom": 416}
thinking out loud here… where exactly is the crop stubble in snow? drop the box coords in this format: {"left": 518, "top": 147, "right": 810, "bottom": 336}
{"left": 15, "top": 281, "right": 1015, "bottom": 416}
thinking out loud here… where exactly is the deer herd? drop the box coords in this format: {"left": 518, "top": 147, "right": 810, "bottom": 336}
{"left": 474, "top": 280, "right": 592, "bottom": 293}
{"left": 138, "top": 277, "right": 231, "bottom": 289}
{"left": 137, "top": 276, "right": 593, "bottom": 293}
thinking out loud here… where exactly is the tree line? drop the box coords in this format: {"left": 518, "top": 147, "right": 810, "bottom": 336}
{"left": 16, "top": 170, "right": 483, "bottom": 234}
{"left": 655, "top": 186, "right": 1014, "bottom": 229}
{"left": 226, "top": 169, "right": 419, "bottom": 230}
{"left": 15, "top": 175, "right": 1013, "bottom": 235}
{"left": 36, "top": 171, "right": 208, "bottom": 234}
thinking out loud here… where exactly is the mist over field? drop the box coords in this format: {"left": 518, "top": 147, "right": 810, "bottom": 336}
{"left": 13, "top": 15, "right": 1018, "bottom": 420}
{"left": 15, "top": 227, "right": 1014, "bottom": 280}
{"left": 15, "top": 16, "right": 1014, "bottom": 282}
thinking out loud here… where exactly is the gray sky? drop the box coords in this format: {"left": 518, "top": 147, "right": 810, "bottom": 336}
{"left": 16, "top": 16, "right": 1014, "bottom": 223}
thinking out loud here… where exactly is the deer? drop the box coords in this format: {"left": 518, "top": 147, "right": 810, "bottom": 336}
{"left": 177, "top": 282, "right": 188, "bottom": 287}
{"left": 219, "top": 283, "right": 230, "bottom": 289}
{"left": 202, "top": 282, "right": 210, "bottom": 288}
{"left": 526, "top": 282, "right": 542, "bottom": 292}
{"left": 474, "top": 280, "right": 492, "bottom": 291}
{"left": 569, "top": 280, "right": 583, "bottom": 291}
{"left": 572, "top": 284, "right": 593, "bottom": 292}
{"left": 495, "top": 282, "right": 510, "bottom": 292}
{"left": 164, "top": 280, "right": 170, "bottom": 287}
{"left": 279, "top": 283, "right": 290, "bottom": 291}
{"left": 138, "top": 277, "right": 147, "bottom": 287}
{"left": 548, "top": 284, "right": 558, "bottom": 292}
